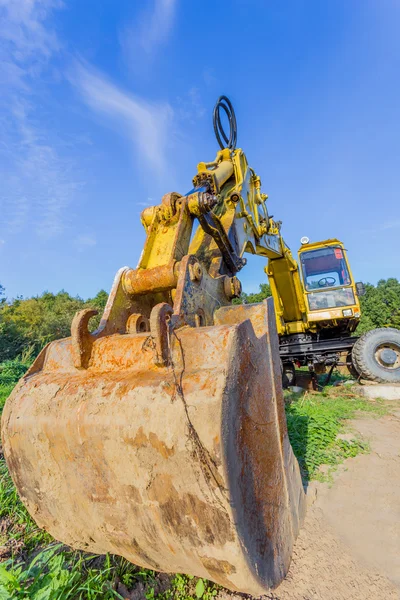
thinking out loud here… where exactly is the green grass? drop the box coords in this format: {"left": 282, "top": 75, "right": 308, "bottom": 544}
{"left": 285, "top": 384, "right": 387, "bottom": 481}
{"left": 0, "top": 545, "right": 146, "bottom": 599}
{"left": 0, "top": 368, "right": 388, "bottom": 599}
{"left": 0, "top": 380, "right": 52, "bottom": 563}
{"left": 0, "top": 385, "right": 14, "bottom": 412}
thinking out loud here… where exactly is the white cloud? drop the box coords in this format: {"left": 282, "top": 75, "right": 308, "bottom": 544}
{"left": 1, "top": 100, "right": 82, "bottom": 237}
{"left": 119, "top": 0, "right": 177, "bottom": 64}
{"left": 380, "top": 219, "right": 400, "bottom": 231}
{"left": 74, "top": 234, "right": 97, "bottom": 251}
{"left": 139, "top": 0, "right": 176, "bottom": 54}
{"left": 176, "top": 87, "right": 206, "bottom": 123}
{"left": 0, "top": 0, "right": 81, "bottom": 239}
{"left": 0, "top": 0, "right": 61, "bottom": 87}
{"left": 70, "top": 61, "right": 173, "bottom": 175}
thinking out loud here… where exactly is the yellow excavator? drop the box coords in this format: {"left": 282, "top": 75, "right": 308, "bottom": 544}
{"left": 2, "top": 97, "right": 400, "bottom": 596}
{"left": 268, "top": 234, "right": 400, "bottom": 386}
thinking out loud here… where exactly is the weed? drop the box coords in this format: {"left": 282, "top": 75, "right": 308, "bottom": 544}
{"left": 158, "top": 574, "right": 218, "bottom": 600}
{"left": 0, "top": 412, "right": 52, "bottom": 560}
{"left": 0, "top": 352, "right": 32, "bottom": 388}
{"left": 0, "top": 545, "right": 125, "bottom": 599}
{"left": 285, "top": 387, "right": 386, "bottom": 481}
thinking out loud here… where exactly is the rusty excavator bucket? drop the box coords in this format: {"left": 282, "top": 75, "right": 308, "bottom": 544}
{"left": 1, "top": 97, "right": 305, "bottom": 596}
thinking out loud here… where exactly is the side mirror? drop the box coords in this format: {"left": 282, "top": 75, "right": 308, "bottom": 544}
{"left": 355, "top": 282, "right": 366, "bottom": 297}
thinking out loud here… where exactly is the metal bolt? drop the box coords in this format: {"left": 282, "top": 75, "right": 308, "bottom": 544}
{"left": 189, "top": 262, "right": 202, "bottom": 283}
{"left": 231, "top": 276, "right": 242, "bottom": 298}
{"left": 205, "top": 193, "right": 218, "bottom": 209}
{"left": 126, "top": 314, "right": 150, "bottom": 334}
{"left": 224, "top": 276, "right": 242, "bottom": 299}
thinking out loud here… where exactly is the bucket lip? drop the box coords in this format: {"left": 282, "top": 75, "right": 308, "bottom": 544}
{"left": 18, "top": 322, "right": 242, "bottom": 380}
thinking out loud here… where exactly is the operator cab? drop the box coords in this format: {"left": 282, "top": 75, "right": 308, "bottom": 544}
{"left": 298, "top": 240, "right": 356, "bottom": 312}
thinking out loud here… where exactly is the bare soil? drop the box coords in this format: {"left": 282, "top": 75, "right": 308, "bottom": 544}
{"left": 223, "top": 405, "right": 400, "bottom": 600}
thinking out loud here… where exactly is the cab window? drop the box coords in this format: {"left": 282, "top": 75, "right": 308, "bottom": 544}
{"left": 301, "top": 247, "right": 351, "bottom": 291}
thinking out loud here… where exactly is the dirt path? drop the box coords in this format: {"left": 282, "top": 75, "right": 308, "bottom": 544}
{"left": 223, "top": 405, "right": 400, "bottom": 600}
{"left": 318, "top": 409, "right": 400, "bottom": 590}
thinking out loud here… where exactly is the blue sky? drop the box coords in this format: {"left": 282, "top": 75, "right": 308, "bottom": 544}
{"left": 1, "top": 0, "right": 399, "bottom": 300}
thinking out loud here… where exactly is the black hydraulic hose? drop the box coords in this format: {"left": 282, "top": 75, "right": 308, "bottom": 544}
{"left": 213, "top": 96, "right": 237, "bottom": 150}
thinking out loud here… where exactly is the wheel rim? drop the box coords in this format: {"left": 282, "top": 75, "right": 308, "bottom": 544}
{"left": 374, "top": 342, "right": 400, "bottom": 371}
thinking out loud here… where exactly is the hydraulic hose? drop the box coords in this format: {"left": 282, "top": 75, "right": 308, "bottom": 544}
{"left": 213, "top": 95, "right": 237, "bottom": 150}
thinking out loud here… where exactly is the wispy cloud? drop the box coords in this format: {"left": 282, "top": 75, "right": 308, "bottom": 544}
{"left": 0, "top": 0, "right": 81, "bottom": 238}
{"left": 1, "top": 99, "right": 82, "bottom": 237}
{"left": 361, "top": 218, "right": 400, "bottom": 236}
{"left": 176, "top": 87, "right": 206, "bottom": 123}
{"left": 70, "top": 61, "right": 173, "bottom": 175}
{"left": 74, "top": 234, "right": 97, "bottom": 251}
{"left": 380, "top": 219, "right": 400, "bottom": 231}
{"left": 0, "top": 0, "right": 61, "bottom": 82}
{"left": 119, "top": 0, "right": 177, "bottom": 66}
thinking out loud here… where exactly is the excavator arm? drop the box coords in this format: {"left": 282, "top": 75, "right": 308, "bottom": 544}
{"left": 118, "top": 96, "right": 307, "bottom": 339}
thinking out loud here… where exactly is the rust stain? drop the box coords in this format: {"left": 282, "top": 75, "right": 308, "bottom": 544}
{"left": 124, "top": 485, "right": 143, "bottom": 504}
{"left": 167, "top": 543, "right": 176, "bottom": 554}
{"left": 131, "top": 426, "right": 147, "bottom": 448}
{"left": 200, "top": 556, "right": 238, "bottom": 591}
{"left": 212, "top": 435, "right": 222, "bottom": 467}
{"left": 128, "top": 537, "right": 161, "bottom": 570}
{"left": 148, "top": 474, "right": 234, "bottom": 547}
{"left": 148, "top": 432, "right": 175, "bottom": 458}
{"left": 126, "top": 427, "right": 175, "bottom": 458}
{"left": 123, "top": 263, "right": 178, "bottom": 296}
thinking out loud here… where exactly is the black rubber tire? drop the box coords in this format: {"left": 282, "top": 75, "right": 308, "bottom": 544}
{"left": 345, "top": 350, "right": 360, "bottom": 380}
{"left": 282, "top": 361, "right": 296, "bottom": 388}
{"left": 352, "top": 327, "right": 400, "bottom": 383}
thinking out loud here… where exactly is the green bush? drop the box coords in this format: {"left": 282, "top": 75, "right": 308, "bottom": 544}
{"left": 0, "top": 289, "right": 108, "bottom": 363}
{"left": 0, "top": 358, "right": 30, "bottom": 386}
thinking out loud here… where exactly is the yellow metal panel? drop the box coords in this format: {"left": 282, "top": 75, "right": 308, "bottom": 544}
{"left": 307, "top": 304, "right": 360, "bottom": 323}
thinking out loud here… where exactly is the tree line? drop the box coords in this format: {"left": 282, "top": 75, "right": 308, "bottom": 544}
{"left": 0, "top": 278, "right": 399, "bottom": 364}
{"left": 0, "top": 286, "right": 108, "bottom": 363}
